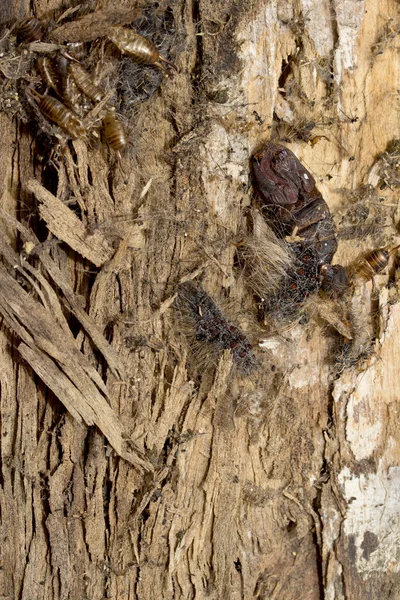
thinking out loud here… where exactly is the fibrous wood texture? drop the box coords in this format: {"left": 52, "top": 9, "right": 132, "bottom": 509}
{"left": 0, "top": 0, "right": 399, "bottom": 599}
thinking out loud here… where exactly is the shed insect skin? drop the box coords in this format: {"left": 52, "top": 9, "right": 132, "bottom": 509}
{"left": 16, "top": 17, "right": 44, "bottom": 43}
{"left": 64, "top": 42, "right": 88, "bottom": 62}
{"left": 26, "top": 88, "right": 87, "bottom": 139}
{"left": 36, "top": 57, "right": 58, "bottom": 92}
{"left": 251, "top": 143, "right": 338, "bottom": 266}
{"left": 107, "top": 25, "right": 177, "bottom": 73}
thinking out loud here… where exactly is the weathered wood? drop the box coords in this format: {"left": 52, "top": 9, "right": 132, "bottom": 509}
{"left": 0, "top": 0, "right": 399, "bottom": 598}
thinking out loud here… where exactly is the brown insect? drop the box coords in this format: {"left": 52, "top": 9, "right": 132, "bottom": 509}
{"left": 16, "top": 17, "right": 44, "bottom": 43}
{"left": 36, "top": 53, "right": 80, "bottom": 110}
{"left": 68, "top": 63, "right": 106, "bottom": 104}
{"left": 103, "top": 110, "right": 127, "bottom": 173}
{"left": 26, "top": 88, "right": 87, "bottom": 139}
{"left": 350, "top": 245, "right": 400, "bottom": 282}
{"left": 107, "top": 25, "right": 177, "bottom": 73}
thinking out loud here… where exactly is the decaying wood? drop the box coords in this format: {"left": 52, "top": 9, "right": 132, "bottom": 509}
{"left": 0, "top": 232, "right": 151, "bottom": 471}
{"left": 27, "top": 179, "right": 114, "bottom": 266}
{"left": 0, "top": 0, "right": 399, "bottom": 599}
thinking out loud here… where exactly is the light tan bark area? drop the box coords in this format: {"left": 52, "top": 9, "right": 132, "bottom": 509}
{"left": 0, "top": 0, "right": 399, "bottom": 598}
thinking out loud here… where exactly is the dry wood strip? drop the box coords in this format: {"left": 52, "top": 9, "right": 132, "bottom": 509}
{"left": 0, "top": 264, "right": 152, "bottom": 472}
{"left": 0, "top": 207, "right": 126, "bottom": 378}
{"left": 27, "top": 179, "right": 114, "bottom": 267}
{"left": 49, "top": 8, "right": 140, "bottom": 43}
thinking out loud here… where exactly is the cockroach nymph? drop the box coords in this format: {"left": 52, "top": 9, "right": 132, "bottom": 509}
{"left": 107, "top": 25, "right": 177, "bottom": 73}
{"left": 175, "top": 281, "right": 257, "bottom": 374}
{"left": 349, "top": 245, "right": 400, "bottom": 283}
{"left": 16, "top": 17, "right": 44, "bottom": 44}
{"left": 251, "top": 142, "right": 346, "bottom": 316}
{"left": 26, "top": 88, "right": 87, "bottom": 139}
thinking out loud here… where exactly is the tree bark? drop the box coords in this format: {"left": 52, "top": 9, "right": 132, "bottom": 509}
{"left": 1, "top": 0, "right": 399, "bottom": 599}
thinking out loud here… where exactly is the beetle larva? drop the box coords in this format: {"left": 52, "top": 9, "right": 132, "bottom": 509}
{"left": 107, "top": 25, "right": 177, "bottom": 73}
{"left": 103, "top": 110, "right": 127, "bottom": 175}
{"left": 26, "top": 88, "right": 87, "bottom": 139}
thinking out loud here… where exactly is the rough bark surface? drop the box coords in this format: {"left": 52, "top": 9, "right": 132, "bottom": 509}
{"left": 0, "top": 0, "right": 399, "bottom": 599}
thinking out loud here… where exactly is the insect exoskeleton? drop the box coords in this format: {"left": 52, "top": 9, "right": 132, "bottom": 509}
{"left": 107, "top": 25, "right": 177, "bottom": 73}
{"left": 351, "top": 245, "right": 400, "bottom": 282}
{"left": 68, "top": 63, "right": 105, "bottom": 104}
{"left": 65, "top": 42, "right": 87, "bottom": 61}
{"left": 16, "top": 17, "right": 44, "bottom": 43}
{"left": 26, "top": 88, "right": 87, "bottom": 139}
{"left": 103, "top": 110, "right": 127, "bottom": 175}
{"left": 175, "top": 281, "right": 257, "bottom": 374}
{"left": 36, "top": 57, "right": 59, "bottom": 93}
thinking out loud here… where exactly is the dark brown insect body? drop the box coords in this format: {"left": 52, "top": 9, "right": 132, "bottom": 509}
{"left": 27, "top": 88, "right": 87, "bottom": 139}
{"left": 68, "top": 63, "right": 105, "bottom": 104}
{"left": 103, "top": 110, "right": 127, "bottom": 176}
{"left": 59, "top": 58, "right": 82, "bottom": 110}
{"left": 103, "top": 111, "right": 126, "bottom": 153}
{"left": 251, "top": 143, "right": 346, "bottom": 315}
{"left": 108, "top": 25, "right": 176, "bottom": 73}
{"left": 16, "top": 17, "right": 44, "bottom": 43}
{"left": 41, "top": 53, "right": 82, "bottom": 110}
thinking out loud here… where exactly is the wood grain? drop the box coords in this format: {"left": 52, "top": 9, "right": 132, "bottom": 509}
{"left": 0, "top": 0, "right": 399, "bottom": 598}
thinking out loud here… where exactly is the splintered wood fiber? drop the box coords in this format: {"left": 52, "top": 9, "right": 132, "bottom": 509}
{"left": 0, "top": 0, "right": 399, "bottom": 599}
